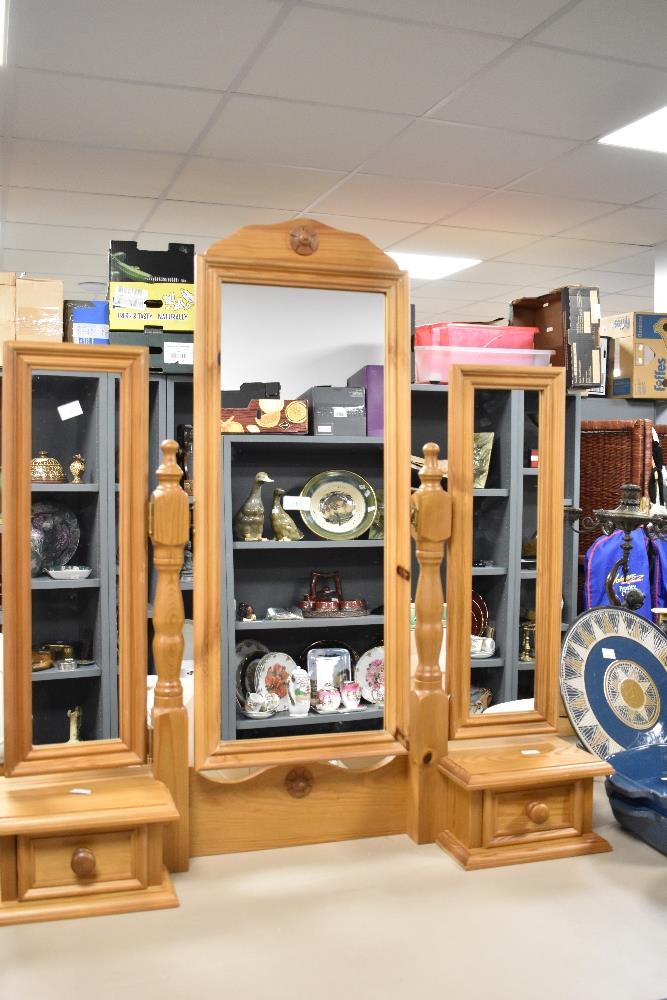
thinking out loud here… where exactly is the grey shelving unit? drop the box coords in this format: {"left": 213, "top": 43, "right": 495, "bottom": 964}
{"left": 411, "top": 381, "right": 580, "bottom": 707}
{"left": 220, "top": 433, "right": 385, "bottom": 742}
{"left": 30, "top": 371, "right": 118, "bottom": 744}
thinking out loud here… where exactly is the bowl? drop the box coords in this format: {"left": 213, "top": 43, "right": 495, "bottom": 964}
{"left": 45, "top": 565, "right": 92, "bottom": 580}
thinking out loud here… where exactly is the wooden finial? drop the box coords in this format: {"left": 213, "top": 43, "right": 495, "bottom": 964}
{"left": 156, "top": 439, "right": 183, "bottom": 487}
{"left": 419, "top": 442, "right": 445, "bottom": 488}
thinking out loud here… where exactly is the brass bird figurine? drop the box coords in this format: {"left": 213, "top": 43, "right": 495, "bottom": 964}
{"left": 271, "top": 488, "right": 304, "bottom": 541}
{"left": 233, "top": 471, "right": 273, "bottom": 541}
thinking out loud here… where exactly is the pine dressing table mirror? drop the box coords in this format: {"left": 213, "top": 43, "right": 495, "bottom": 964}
{"left": 0, "top": 342, "right": 178, "bottom": 925}
{"left": 437, "top": 365, "right": 612, "bottom": 869}
{"left": 191, "top": 219, "right": 411, "bottom": 853}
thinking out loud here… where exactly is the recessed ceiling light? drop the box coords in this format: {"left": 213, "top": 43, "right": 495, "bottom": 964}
{"left": 387, "top": 252, "right": 481, "bottom": 280}
{"left": 599, "top": 105, "right": 667, "bottom": 155}
{"left": 0, "top": 0, "right": 8, "bottom": 66}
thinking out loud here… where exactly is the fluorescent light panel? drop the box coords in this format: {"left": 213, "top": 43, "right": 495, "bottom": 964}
{"left": 599, "top": 104, "right": 667, "bottom": 155}
{"left": 387, "top": 252, "right": 481, "bottom": 280}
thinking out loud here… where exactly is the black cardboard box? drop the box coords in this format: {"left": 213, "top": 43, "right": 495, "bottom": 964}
{"left": 299, "top": 386, "right": 366, "bottom": 436}
{"left": 108, "top": 241, "right": 195, "bottom": 333}
{"left": 510, "top": 286, "right": 601, "bottom": 389}
{"left": 221, "top": 382, "right": 281, "bottom": 407}
{"left": 109, "top": 330, "right": 193, "bottom": 374}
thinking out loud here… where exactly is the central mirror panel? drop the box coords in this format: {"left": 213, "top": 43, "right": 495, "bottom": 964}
{"left": 220, "top": 284, "right": 387, "bottom": 742}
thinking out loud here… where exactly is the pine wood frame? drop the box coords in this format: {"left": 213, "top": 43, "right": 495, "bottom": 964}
{"left": 446, "top": 365, "right": 565, "bottom": 740}
{"left": 193, "top": 219, "right": 411, "bottom": 770}
{"left": 2, "top": 342, "right": 148, "bottom": 777}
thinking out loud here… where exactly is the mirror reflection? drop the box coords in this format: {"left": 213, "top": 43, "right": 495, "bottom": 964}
{"left": 30, "top": 372, "right": 119, "bottom": 745}
{"left": 219, "top": 283, "right": 386, "bottom": 741}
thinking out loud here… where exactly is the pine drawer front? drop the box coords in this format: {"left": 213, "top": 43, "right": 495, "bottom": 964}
{"left": 17, "top": 828, "right": 148, "bottom": 902}
{"left": 482, "top": 783, "right": 582, "bottom": 849}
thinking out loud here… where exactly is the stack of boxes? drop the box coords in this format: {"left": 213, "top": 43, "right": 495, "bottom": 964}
{"left": 601, "top": 312, "right": 667, "bottom": 399}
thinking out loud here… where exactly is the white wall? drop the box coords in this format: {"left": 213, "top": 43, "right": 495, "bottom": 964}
{"left": 220, "top": 284, "right": 385, "bottom": 397}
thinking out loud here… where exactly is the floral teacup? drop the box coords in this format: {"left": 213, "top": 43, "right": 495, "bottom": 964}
{"left": 316, "top": 684, "right": 341, "bottom": 712}
{"left": 340, "top": 680, "right": 362, "bottom": 709}
{"left": 245, "top": 693, "right": 270, "bottom": 715}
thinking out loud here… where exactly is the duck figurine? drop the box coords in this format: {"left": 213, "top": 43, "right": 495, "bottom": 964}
{"left": 271, "top": 487, "right": 304, "bottom": 542}
{"left": 233, "top": 471, "right": 273, "bottom": 541}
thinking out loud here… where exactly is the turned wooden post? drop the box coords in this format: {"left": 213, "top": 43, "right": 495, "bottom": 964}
{"left": 407, "top": 442, "right": 451, "bottom": 844}
{"left": 150, "top": 440, "right": 190, "bottom": 872}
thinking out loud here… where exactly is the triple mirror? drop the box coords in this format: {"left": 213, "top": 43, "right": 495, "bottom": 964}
{"left": 2, "top": 343, "right": 148, "bottom": 776}
{"left": 445, "top": 364, "right": 565, "bottom": 738}
{"left": 194, "top": 219, "right": 411, "bottom": 769}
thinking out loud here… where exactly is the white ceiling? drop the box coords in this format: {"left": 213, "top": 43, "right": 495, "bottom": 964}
{"left": 1, "top": 0, "right": 666, "bottom": 323}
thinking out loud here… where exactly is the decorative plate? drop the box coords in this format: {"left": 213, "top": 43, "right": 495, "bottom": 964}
{"left": 299, "top": 470, "right": 376, "bottom": 541}
{"left": 46, "top": 565, "right": 92, "bottom": 580}
{"left": 31, "top": 501, "right": 80, "bottom": 576}
{"left": 235, "top": 640, "right": 269, "bottom": 700}
{"left": 355, "top": 646, "right": 385, "bottom": 704}
{"left": 471, "top": 591, "right": 488, "bottom": 637}
{"left": 298, "top": 639, "right": 359, "bottom": 666}
{"left": 560, "top": 607, "right": 667, "bottom": 759}
{"left": 253, "top": 652, "right": 297, "bottom": 710}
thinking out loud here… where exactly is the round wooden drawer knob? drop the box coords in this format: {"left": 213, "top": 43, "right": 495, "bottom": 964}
{"left": 71, "top": 847, "right": 96, "bottom": 877}
{"left": 526, "top": 801, "right": 550, "bottom": 825}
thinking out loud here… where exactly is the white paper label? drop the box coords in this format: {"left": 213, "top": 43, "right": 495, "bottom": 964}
{"left": 112, "top": 285, "right": 146, "bottom": 309}
{"left": 69, "top": 788, "right": 92, "bottom": 795}
{"left": 73, "top": 322, "right": 109, "bottom": 341}
{"left": 602, "top": 647, "right": 616, "bottom": 660}
{"left": 317, "top": 424, "right": 332, "bottom": 433}
{"left": 58, "top": 400, "right": 83, "bottom": 421}
{"left": 520, "top": 749, "right": 540, "bottom": 756}
{"left": 590, "top": 290, "right": 601, "bottom": 324}
{"left": 333, "top": 406, "right": 347, "bottom": 418}
{"left": 164, "top": 341, "right": 194, "bottom": 365}
{"left": 282, "top": 495, "right": 311, "bottom": 511}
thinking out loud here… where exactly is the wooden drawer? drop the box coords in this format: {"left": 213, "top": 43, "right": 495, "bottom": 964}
{"left": 17, "top": 827, "right": 147, "bottom": 902}
{"left": 482, "top": 783, "right": 583, "bottom": 849}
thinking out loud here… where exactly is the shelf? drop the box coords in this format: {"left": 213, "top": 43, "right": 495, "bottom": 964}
{"left": 31, "top": 577, "right": 101, "bottom": 589}
{"left": 520, "top": 569, "right": 537, "bottom": 579}
{"left": 225, "top": 434, "right": 383, "bottom": 446}
{"left": 411, "top": 383, "right": 448, "bottom": 393}
{"left": 517, "top": 661, "right": 535, "bottom": 669}
{"left": 180, "top": 579, "right": 193, "bottom": 591}
{"left": 32, "top": 664, "right": 102, "bottom": 682}
{"left": 522, "top": 468, "right": 539, "bottom": 476}
{"left": 474, "top": 488, "right": 509, "bottom": 498}
{"left": 472, "top": 566, "right": 506, "bottom": 576}
{"left": 471, "top": 657, "right": 504, "bottom": 668}
{"left": 31, "top": 483, "right": 99, "bottom": 492}
{"left": 236, "top": 706, "right": 384, "bottom": 730}
{"left": 147, "top": 605, "right": 153, "bottom": 619}
{"left": 236, "top": 614, "right": 384, "bottom": 630}
{"left": 233, "top": 539, "right": 384, "bottom": 550}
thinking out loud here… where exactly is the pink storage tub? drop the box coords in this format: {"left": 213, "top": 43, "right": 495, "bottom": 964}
{"left": 415, "top": 323, "right": 537, "bottom": 349}
{"left": 414, "top": 345, "right": 555, "bottom": 384}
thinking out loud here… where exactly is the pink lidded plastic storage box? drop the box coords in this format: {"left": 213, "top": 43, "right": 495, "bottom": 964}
{"left": 414, "top": 345, "right": 555, "bottom": 384}
{"left": 415, "top": 323, "right": 538, "bottom": 349}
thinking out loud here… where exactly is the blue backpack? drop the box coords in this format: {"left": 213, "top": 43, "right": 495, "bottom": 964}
{"left": 583, "top": 528, "right": 651, "bottom": 619}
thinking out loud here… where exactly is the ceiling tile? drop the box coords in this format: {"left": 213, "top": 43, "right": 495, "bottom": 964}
{"left": 136, "top": 233, "right": 214, "bottom": 255}
{"left": 239, "top": 7, "right": 509, "bottom": 114}
{"left": 621, "top": 281, "right": 654, "bottom": 298}
{"left": 2, "top": 248, "right": 107, "bottom": 277}
{"left": 601, "top": 293, "right": 655, "bottom": 315}
{"left": 363, "top": 120, "right": 575, "bottom": 187}
{"left": 305, "top": 214, "right": 424, "bottom": 248}
{"left": 596, "top": 250, "right": 656, "bottom": 275}
{"left": 168, "top": 158, "right": 344, "bottom": 210}
{"left": 308, "top": 0, "right": 572, "bottom": 37}
{"left": 500, "top": 237, "right": 638, "bottom": 269}
{"left": 199, "top": 96, "right": 411, "bottom": 170}
{"left": 559, "top": 269, "right": 655, "bottom": 295}
{"left": 511, "top": 143, "right": 667, "bottom": 204}
{"left": 429, "top": 45, "right": 667, "bottom": 141}
{"left": 409, "top": 279, "right": 520, "bottom": 301}
{"left": 311, "top": 174, "right": 487, "bottom": 224}
{"left": 145, "top": 202, "right": 292, "bottom": 238}
{"left": 11, "top": 70, "right": 221, "bottom": 153}
{"left": 6, "top": 140, "right": 181, "bottom": 197}
{"left": 388, "top": 225, "right": 538, "bottom": 257}
{"left": 410, "top": 297, "right": 476, "bottom": 315}
{"left": 444, "top": 259, "right": 576, "bottom": 286}
{"left": 561, "top": 207, "right": 667, "bottom": 245}
{"left": 3, "top": 222, "right": 134, "bottom": 254}
{"left": 441, "top": 302, "right": 509, "bottom": 321}
{"left": 441, "top": 190, "right": 615, "bottom": 236}
{"left": 10, "top": 0, "right": 282, "bottom": 89}
{"left": 5, "top": 188, "right": 154, "bottom": 229}
{"left": 638, "top": 192, "right": 667, "bottom": 211}
{"left": 534, "top": 0, "right": 667, "bottom": 69}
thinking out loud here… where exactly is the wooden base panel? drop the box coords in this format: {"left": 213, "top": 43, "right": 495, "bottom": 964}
{"left": 437, "top": 828, "right": 612, "bottom": 870}
{"left": 189, "top": 758, "right": 408, "bottom": 856}
{"left": 0, "top": 868, "right": 178, "bottom": 925}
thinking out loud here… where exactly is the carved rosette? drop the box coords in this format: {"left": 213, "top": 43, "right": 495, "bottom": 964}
{"left": 289, "top": 225, "right": 319, "bottom": 256}
{"left": 285, "top": 767, "right": 314, "bottom": 798}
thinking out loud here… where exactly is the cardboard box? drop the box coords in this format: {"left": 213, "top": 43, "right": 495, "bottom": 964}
{"left": 587, "top": 336, "right": 610, "bottom": 397}
{"left": 10, "top": 276, "right": 64, "bottom": 343}
{"left": 64, "top": 300, "right": 109, "bottom": 344}
{"left": 299, "top": 386, "right": 366, "bottom": 436}
{"left": 602, "top": 312, "right": 667, "bottom": 398}
{"left": 347, "top": 365, "right": 383, "bottom": 436}
{"left": 510, "top": 286, "right": 601, "bottom": 389}
{"left": 220, "top": 399, "right": 308, "bottom": 435}
{"left": 221, "top": 382, "right": 281, "bottom": 408}
{"left": 108, "top": 241, "right": 194, "bottom": 333}
{"left": 109, "top": 330, "right": 193, "bottom": 374}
